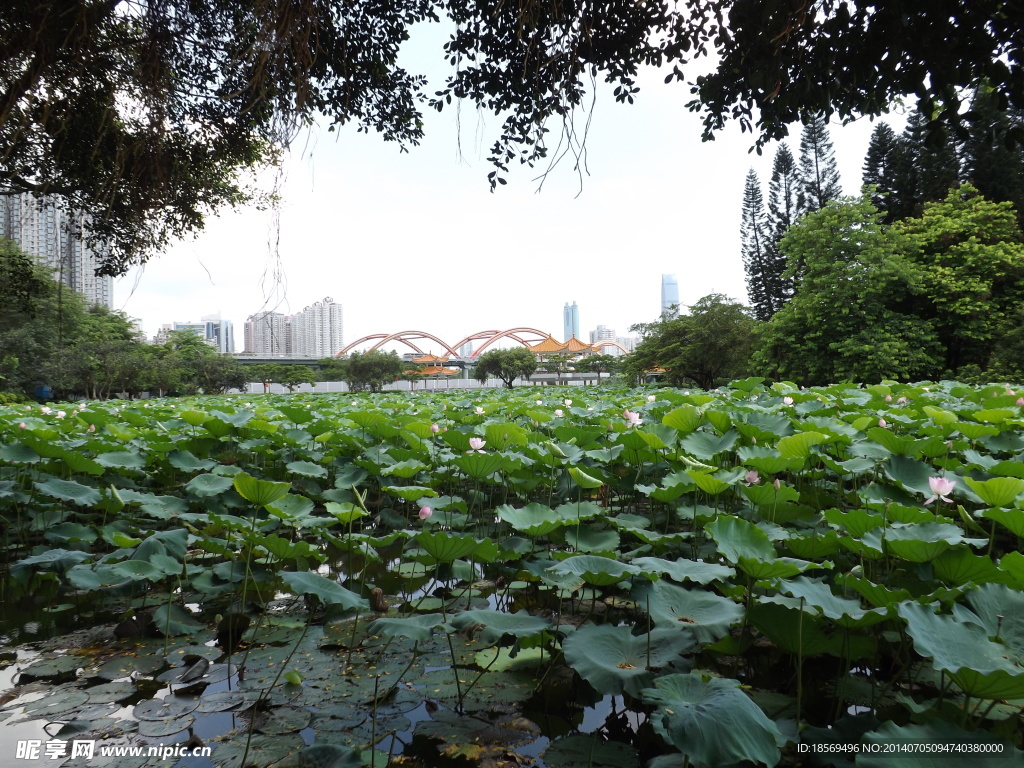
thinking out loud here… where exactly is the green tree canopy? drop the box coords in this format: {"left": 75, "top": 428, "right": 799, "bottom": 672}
{"left": 626, "top": 294, "right": 757, "bottom": 390}
{"left": 336, "top": 350, "right": 404, "bottom": 392}
{"left": 755, "top": 187, "right": 1024, "bottom": 385}
{"left": 473, "top": 348, "right": 537, "bottom": 388}
{"left": 895, "top": 184, "right": 1024, "bottom": 372}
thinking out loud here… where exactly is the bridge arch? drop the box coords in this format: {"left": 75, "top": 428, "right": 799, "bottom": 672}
{"left": 454, "top": 328, "right": 553, "bottom": 358}
{"left": 335, "top": 331, "right": 460, "bottom": 358}
{"left": 593, "top": 340, "right": 631, "bottom": 355}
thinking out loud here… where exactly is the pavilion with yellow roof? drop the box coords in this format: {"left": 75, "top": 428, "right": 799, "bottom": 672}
{"left": 405, "top": 354, "right": 461, "bottom": 388}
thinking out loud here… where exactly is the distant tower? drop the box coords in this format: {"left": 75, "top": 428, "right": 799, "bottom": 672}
{"left": 661, "top": 274, "right": 679, "bottom": 317}
{"left": 563, "top": 301, "right": 580, "bottom": 341}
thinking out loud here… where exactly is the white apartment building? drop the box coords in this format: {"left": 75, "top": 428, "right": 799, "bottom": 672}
{"left": 0, "top": 193, "right": 113, "bottom": 308}
{"left": 292, "top": 298, "right": 344, "bottom": 358}
{"left": 244, "top": 311, "right": 291, "bottom": 355}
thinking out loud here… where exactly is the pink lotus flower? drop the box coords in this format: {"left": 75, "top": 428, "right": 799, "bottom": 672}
{"left": 897, "top": 396, "right": 908, "bottom": 405}
{"left": 783, "top": 396, "right": 794, "bottom": 405}
{"left": 1017, "top": 398, "right": 1024, "bottom": 406}
{"left": 468, "top": 437, "right": 486, "bottom": 452}
{"left": 623, "top": 409, "right": 642, "bottom": 426}
{"left": 773, "top": 478, "right": 781, "bottom": 490}
{"left": 40, "top": 406, "right": 51, "bottom": 415}
{"left": 56, "top": 410, "right": 66, "bottom": 419}
{"left": 744, "top": 470, "right": 760, "bottom": 486}
{"left": 430, "top": 423, "right": 440, "bottom": 434}
{"left": 878, "top": 418, "right": 887, "bottom": 428}
{"left": 419, "top": 506, "right": 433, "bottom": 520}
{"left": 564, "top": 399, "right": 572, "bottom": 407}
{"left": 555, "top": 409, "right": 564, "bottom": 418}
{"left": 885, "top": 394, "right": 892, "bottom": 402}
{"left": 18, "top": 422, "right": 26, "bottom": 430}
{"left": 87, "top": 424, "right": 95, "bottom": 433}
{"left": 924, "top": 476, "right": 956, "bottom": 505}
{"left": 536, "top": 400, "right": 543, "bottom": 405}
{"left": 647, "top": 394, "right": 656, "bottom": 402}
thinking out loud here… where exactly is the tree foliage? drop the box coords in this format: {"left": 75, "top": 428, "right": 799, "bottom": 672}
{"left": 741, "top": 168, "right": 784, "bottom": 322}
{"left": 625, "top": 294, "right": 757, "bottom": 390}
{"left": 756, "top": 187, "right": 1024, "bottom": 385}
{"left": 796, "top": 114, "right": 841, "bottom": 216}
{"left": 473, "top": 348, "right": 537, "bottom": 388}
{"left": 895, "top": 185, "right": 1024, "bottom": 373}
{"left": 334, "top": 350, "right": 403, "bottom": 393}
{"left": 6, "top": 2, "right": 1024, "bottom": 274}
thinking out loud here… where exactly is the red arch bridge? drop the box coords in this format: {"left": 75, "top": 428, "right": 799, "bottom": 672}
{"left": 334, "top": 329, "right": 630, "bottom": 358}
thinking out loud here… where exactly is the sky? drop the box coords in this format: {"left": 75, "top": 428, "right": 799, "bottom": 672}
{"left": 113, "top": 22, "right": 905, "bottom": 355}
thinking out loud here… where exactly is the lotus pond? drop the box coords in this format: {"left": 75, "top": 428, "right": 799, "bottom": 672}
{"left": 1, "top": 380, "right": 1023, "bottom": 768}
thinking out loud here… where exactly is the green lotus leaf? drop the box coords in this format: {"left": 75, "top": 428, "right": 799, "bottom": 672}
{"left": 776, "top": 576, "right": 887, "bottom": 627}
{"left": 167, "top": 449, "right": 217, "bottom": 472}
{"left": 382, "top": 485, "right": 438, "bottom": 502}
{"left": 631, "top": 556, "right": 734, "bottom": 585}
{"left": 42, "top": 522, "right": 96, "bottom": 544}
{"left": 0, "top": 441, "right": 41, "bottom": 463}
{"left": 325, "top": 501, "right": 367, "bottom": 524}
{"left": 367, "top": 613, "right": 449, "bottom": 643}
{"left": 564, "top": 526, "right": 620, "bottom": 554}
{"left": 661, "top": 405, "right": 704, "bottom": 434}
{"left": 448, "top": 609, "right": 552, "bottom": 645}
{"left": 865, "top": 427, "right": 914, "bottom": 455}
{"left": 34, "top": 477, "right": 101, "bottom": 506}
{"left": 689, "top": 471, "right": 735, "bottom": 495}
{"left": 957, "top": 421, "right": 999, "bottom": 440}
{"left": 567, "top": 466, "right": 603, "bottom": 489}
{"left": 898, "top": 601, "right": 1024, "bottom": 698}
{"left": 95, "top": 450, "right": 146, "bottom": 469}
{"left": 964, "top": 476, "right": 1024, "bottom": 507}
{"left": 233, "top": 471, "right": 291, "bottom": 506}
{"left": 882, "top": 522, "right": 984, "bottom": 563}
{"left": 635, "top": 580, "right": 743, "bottom": 643}
{"left": 416, "top": 531, "right": 483, "bottom": 562}
{"left": 496, "top": 503, "right": 566, "bottom": 536}
{"left": 961, "top": 583, "right": 1024, "bottom": 666}
{"left": 286, "top": 460, "right": 328, "bottom": 478}
{"left": 66, "top": 564, "right": 131, "bottom": 590}
{"left": 10, "top": 549, "right": 90, "bottom": 580}
{"left": 152, "top": 603, "right": 204, "bottom": 636}
{"left": 823, "top": 508, "right": 884, "bottom": 537}
{"left": 563, "top": 624, "right": 695, "bottom": 697}
{"left": 279, "top": 571, "right": 368, "bottom": 611}
{"left": 932, "top": 548, "right": 1015, "bottom": 586}
{"left": 784, "top": 529, "right": 841, "bottom": 559}
{"left": 553, "top": 501, "right": 604, "bottom": 522}
{"left": 185, "top": 472, "right": 235, "bottom": 497}
{"left": 743, "top": 482, "right": 800, "bottom": 506}
{"left": 884, "top": 455, "right": 941, "bottom": 497}
{"left": 211, "top": 734, "right": 305, "bottom": 768}
{"left": 776, "top": 430, "right": 825, "bottom": 460}
{"left": 180, "top": 409, "right": 209, "bottom": 426}
{"left": 642, "top": 673, "right": 784, "bottom": 767}
{"left": 706, "top": 515, "right": 777, "bottom": 563}
{"left": 542, "top": 736, "right": 637, "bottom": 768}
{"left": 452, "top": 452, "right": 510, "bottom": 480}
{"left": 680, "top": 429, "right": 739, "bottom": 460}
{"left": 549, "top": 555, "right": 641, "bottom": 586}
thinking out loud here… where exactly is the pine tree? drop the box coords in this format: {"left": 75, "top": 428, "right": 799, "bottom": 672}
{"left": 962, "top": 89, "right": 1024, "bottom": 227}
{"left": 862, "top": 122, "right": 901, "bottom": 221}
{"left": 796, "top": 113, "right": 842, "bottom": 215}
{"left": 897, "top": 106, "right": 961, "bottom": 215}
{"left": 741, "top": 169, "right": 775, "bottom": 321}
{"left": 765, "top": 143, "right": 799, "bottom": 303}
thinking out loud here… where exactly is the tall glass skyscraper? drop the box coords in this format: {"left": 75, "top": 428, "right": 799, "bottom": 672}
{"left": 563, "top": 301, "right": 580, "bottom": 341}
{"left": 661, "top": 274, "right": 679, "bottom": 317}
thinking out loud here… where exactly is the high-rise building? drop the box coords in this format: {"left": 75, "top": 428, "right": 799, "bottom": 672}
{"left": 563, "top": 301, "right": 580, "bottom": 341}
{"left": 0, "top": 193, "right": 113, "bottom": 308}
{"left": 590, "top": 325, "right": 616, "bottom": 344}
{"left": 244, "top": 311, "right": 290, "bottom": 355}
{"left": 291, "top": 298, "right": 343, "bottom": 357}
{"left": 661, "top": 274, "right": 679, "bottom": 317}
{"left": 202, "top": 314, "right": 235, "bottom": 354}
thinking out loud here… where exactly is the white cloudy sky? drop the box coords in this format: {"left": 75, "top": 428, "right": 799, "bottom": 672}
{"left": 114, "top": 22, "right": 904, "bottom": 354}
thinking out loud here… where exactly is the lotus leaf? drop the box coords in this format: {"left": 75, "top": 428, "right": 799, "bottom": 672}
{"left": 449, "top": 609, "right": 552, "bottom": 645}
{"left": 858, "top": 721, "right": 1021, "bottom": 767}
{"left": 279, "top": 571, "right": 368, "bottom": 611}
{"left": 563, "top": 624, "right": 694, "bottom": 696}
{"left": 642, "top": 673, "right": 785, "bottom": 767}
{"left": 631, "top": 556, "right": 734, "bottom": 585}
{"left": 635, "top": 580, "right": 743, "bottom": 643}
{"left": 233, "top": 471, "right": 291, "bottom": 506}
{"left": 496, "top": 503, "right": 565, "bottom": 536}
{"left": 367, "top": 614, "right": 448, "bottom": 643}
{"left": 211, "top": 733, "right": 305, "bottom": 768}
{"left": 549, "top": 555, "right": 641, "bottom": 586}
{"left": 542, "top": 735, "right": 637, "bottom": 768}
{"left": 34, "top": 477, "right": 101, "bottom": 506}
